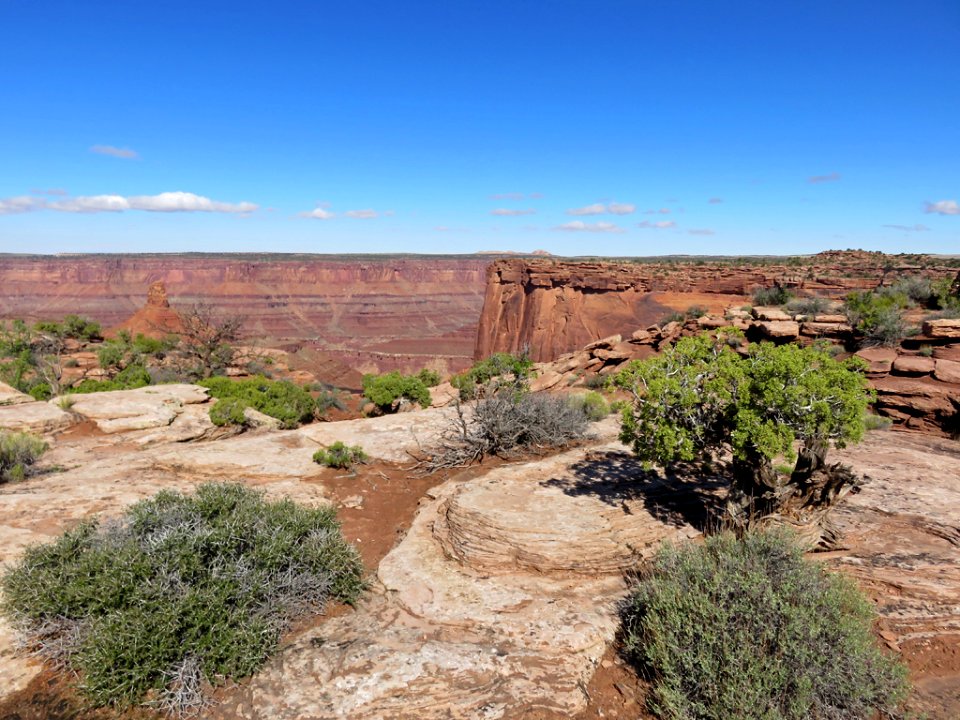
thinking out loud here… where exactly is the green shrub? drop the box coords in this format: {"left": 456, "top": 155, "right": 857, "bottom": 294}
{"left": 786, "top": 295, "right": 830, "bottom": 316}
{"left": 0, "top": 431, "right": 48, "bottom": 483}
{"left": 315, "top": 388, "right": 346, "bottom": 416}
{"left": 417, "top": 368, "right": 442, "bottom": 387}
{"left": 200, "top": 376, "right": 316, "bottom": 428}
{"left": 450, "top": 352, "right": 533, "bottom": 400}
{"left": 209, "top": 397, "right": 249, "bottom": 427}
{"left": 620, "top": 529, "right": 909, "bottom": 720}
{"left": 585, "top": 373, "right": 608, "bottom": 390}
{"left": 752, "top": 283, "right": 792, "bottom": 306}
{"left": 844, "top": 290, "right": 908, "bottom": 347}
{"left": 27, "top": 382, "right": 52, "bottom": 401}
{"left": 34, "top": 315, "right": 102, "bottom": 342}
{"left": 932, "top": 276, "right": 960, "bottom": 312}
{"left": 864, "top": 412, "right": 893, "bottom": 431}
{"left": 918, "top": 344, "right": 934, "bottom": 357}
{"left": 569, "top": 391, "right": 610, "bottom": 421}
{"left": 1, "top": 483, "right": 364, "bottom": 712}
{"left": 313, "top": 441, "right": 368, "bottom": 469}
{"left": 68, "top": 363, "right": 152, "bottom": 394}
{"left": 886, "top": 275, "right": 933, "bottom": 305}
{"left": 361, "top": 371, "right": 431, "bottom": 412}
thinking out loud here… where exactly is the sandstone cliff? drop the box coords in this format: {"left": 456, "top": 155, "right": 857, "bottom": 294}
{"left": 475, "top": 254, "right": 957, "bottom": 361}
{"left": 0, "top": 254, "right": 490, "bottom": 376}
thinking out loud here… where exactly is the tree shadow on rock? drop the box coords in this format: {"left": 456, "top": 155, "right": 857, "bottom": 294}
{"left": 542, "top": 449, "right": 727, "bottom": 532}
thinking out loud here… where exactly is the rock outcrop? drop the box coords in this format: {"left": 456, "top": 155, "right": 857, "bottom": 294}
{"left": 109, "top": 280, "right": 184, "bottom": 338}
{"left": 475, "top": 254, "right": 958, "bottom": 362}
{"left": 0, "top": 254, "right": 491, "bottom": 377}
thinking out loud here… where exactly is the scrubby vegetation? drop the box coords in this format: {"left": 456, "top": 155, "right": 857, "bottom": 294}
{"left": 67, "top": 362, "right": 152, "bottom": 394}
{"left": 361, "top": 371, "right": 431, "bottom": 413}
{"left": 313, "top": 441, "right": 368, "bottom": 469}
{"left": 844, "top": 289, "right": 909, "bottom": 348}
{"left": 208, "top": 397, "right": 249, "bottom": 427}
{"left": 416, "top": 368, "right": 442, "bottom": 387}
{"left": 97, "top": 330, "right": 178, "bottom": 372}
{"left": 620, "top": 529, "right": 908, "bottom": 720}
{"left": 568, "top": 390, "right": 610, "bottom": 421}
{"left": 785, "top": 295, "right": 831, "bottom": 316}
{"left": 1, "top": 483, "right": 364, "bottom": 713}
{"left": 33, "top": 315, "right": 102, "bottom": 342}
{"left": 0, "top": 431, "right": 48, "bottom": 483}
{"left": 450, "top": 352, "right": 533, "bottom": 400}
{"left": 614, "top": 333, "right": 873, "bottom": 525}
{"left": 200, "top": 376, "right": 317, "bottom": 428}
{"left": 752, "top": 283, "right": 792, "bottom": 306}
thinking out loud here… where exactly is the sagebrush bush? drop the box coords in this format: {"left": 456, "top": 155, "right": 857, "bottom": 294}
{"left": 0, "top": 431, "right": 48, "bottom": 483}
{"left": 313, "top": 441, "right": 368, "bottom": 469}
{"left": 361, "top": 371, "right": 431, "bottom": 412}
{"left": 424, "top": 391, "right": 589, "bottom": 471}
{"left": 417, "top": 368, "right": 442, "bottom": 387}
{"left": 844, "top": 290, "right": 908, "bottom": 347}
{"left": 569, "top": 390, "right": 610, "bottom": 421}
{"left": 1, "top": 483, "right": 364, "bottom": 713}
{"left": 620, "top": 529, "right": 909, "bottom": 720}
{"left": 752, "top": 283, "right": 792, "bottom": 306}
{"left": 786, "top": 295, "right": 830, "bottom": 316}
{"left": 69, "top": 363, "right": 152, "bottom": 394}
{"left": 200, "top": 375, "right": 316, "bottom": 428}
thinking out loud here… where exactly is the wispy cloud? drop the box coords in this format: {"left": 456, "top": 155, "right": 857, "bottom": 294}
{"left": 808, "top": 172, "right": 841, "bottom": 184}
{"left": 491, "top": 208, "right": 536, "bottom": 216}
{"left": 642, "top": 208, "right": 671, "bottom": 215}
{"left": 607, "top": 202, "right": 635, "bottom": 215}
{"left": 300, "top": 206, "right": 335, "bottom": 219}
{"left": 688, "top": 228, "right": 716, "bottom": 236}
{"left": 90, "top": 144, "right": 140, "bottom": 160}
{"left": 555, "top": 220, "right": 625, "bottom": 233}
{"left": 924, "top": 200, "right": 958, "bottom": 216}
{"left": 883, "top": 223, "right": 930, "bottom": 232}
{"left": 708, "top": 197, "right": 723, "bottom": 204}
{"left": 637, "top": 220, "right": 676, "bottom": 229}
{"left": 566, "top": 203, "right": 606, "bottom": 216}
{"left": 490, "top": 192, "right": 525, "bottom": 200}
{"left": 30, "top": 188, "right": 68, "bottom": 196}
{"left": 344, "top": 209, "right": 378, "bottom": 219}
{"left": 1, "top": 191, "right": 256, "bottom": 215}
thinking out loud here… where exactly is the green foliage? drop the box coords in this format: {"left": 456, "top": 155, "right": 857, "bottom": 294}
{"left": 0, "top": 431, "right": 48, "bottom": 483}
{"left": 200, "top": 376, "right": 316, "bottom": 428}
{"left": 863, "top": 412, "right": 893, "bottom": 431}
{"left": 28, "top": 382, "right": 52, "bottom": 401}
{"left": 68, "top": 363, "right": 152, "bottom": 394}
{"left": 97, "top": 332, "right": 177, "bottom": 371}
{"left": 361, "top": 371, "right": 431, "bottom": 412}
{"left": 450, "top": 352, "right": 533, "bottom": 400}
{"left": 886, "top": 275, "right": 933, "bottom": 305}
{"left": 33, "top": 315, "right": 102, "bottom": 342}
{"left": 752, "top": 283, "right": 792, "bottom": 306}
{"left": 417, "top": 368, "right": 442, "bottom": 387}
{"left": 785, "top": 295, "right": 830, "bottom": 316}
{"left": 314, "top": 388, "right": 346, "bottom": 416}
{"left": 844, "top": 290, "right": 908, "bottom": 347}
{"left": 313, "top": 441, "right": 368, "bottom": 469}
{"left": 585, "top": 373, "right": 609, "bottom": 390}
{"left": 569, "top": 391, "right": 610, "bottom": 421}
{"left": 614, "top": 334, "right": 872, "bottom": 470}
{"left": 208, "top": 397, "right": 249, "bottom": 427}
{"left": 1, "top": 483, "right": 364, "bottom": 711}
{"left": 620, "top": 529, "right": 909, "bottom": 720}
{"left": 931, "top": 276, "right": 960, "bottom": 313}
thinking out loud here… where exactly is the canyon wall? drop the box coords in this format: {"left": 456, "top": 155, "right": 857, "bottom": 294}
{"left": 0, "top": 254, "right": 491, "bottom": 380}
{"left": 475, "top": 253, "right": 957, "bottom": 362}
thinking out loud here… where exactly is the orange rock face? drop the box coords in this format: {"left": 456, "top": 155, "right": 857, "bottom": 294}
{"left": 0, "top": 254, "right": 491, "bottom": 375}
{"left": 474, "top": 254, "right": 958, "bottom": 362}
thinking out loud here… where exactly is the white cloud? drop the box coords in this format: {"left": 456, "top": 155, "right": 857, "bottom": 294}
{"left": 924, "top": 200, "right": 958, "bottom": 216}
{"left": 642, "top": 207, "right": 671, "bottom": 215}
{"left": 1, "top": 190, "right": 258, "bottom": 215}
{"left": 300, "top": 206, "right": 335, "bottom": 219}
{"left": 491, "top": 208, "right": 536, "bottom": 216}
{"left": 0, "top": 196, "right": 43, "bottom": 215}
{"left": 607, "top": 202, "right": 636, "bottom": 215}
{"left": 808, "top": 172, "right": 841, "bottom": 184}
{"left": 883, "top": 223, "right": 931, "bottom": 232}
{"left": 637, "top": 220, "right": 676, "bottom": 229}
{"left": 490, "top": 192, "right": 525, "bottom": 200}
{"left": 345, "top": 209, "right": 378, "bottom": 219}
{"left": 708, "top": 197, "right": 723, "bottom": 204}
{"left": 688, "top": 228, "right": 716, "bottom": 235}
{"left": 566, "top": 203, "right": 607, "bottom": 216}
{"left": 554, "top": 220, "right": 625, "bottom": 233}
{"left": 90, "top": 144, "right": 139, "bottom": 160}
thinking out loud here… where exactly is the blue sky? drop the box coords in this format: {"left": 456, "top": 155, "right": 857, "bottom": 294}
{"left": 0, "top": 0, "right": 957, "bottom": 256}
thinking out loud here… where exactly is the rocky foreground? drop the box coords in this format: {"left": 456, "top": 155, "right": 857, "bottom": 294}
{"left": 0, "top": 386, "right": 958, "bottom": 718}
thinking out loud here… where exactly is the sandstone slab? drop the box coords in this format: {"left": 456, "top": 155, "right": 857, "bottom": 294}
{"left": 0, "top": 402, "right": 73, "bottom": 434}
{"left": 892, "top": 355, "right": 936, "bottom": 376}
{"left": 752, "top": 320, "right": 800, "bottom": 339}
{"left": 752, "top": 306, "right": 793, "bottom": 321}
{"left": 65, "top": 384, "right": 210, "bottom": 434}
{"left": 855, "top": 347, "right": 899, "bottom": 374}
{"left": 933, "top": 358, "right": 960, "bottom": 384}
{"left": 923, "top": 318, "right": 960, "bottom": 339}
{"left": 0, "top": 382, "right": 33, "bottom": 406}
{"left": 932, "top": 344, "right": 960, "bottom": 362}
